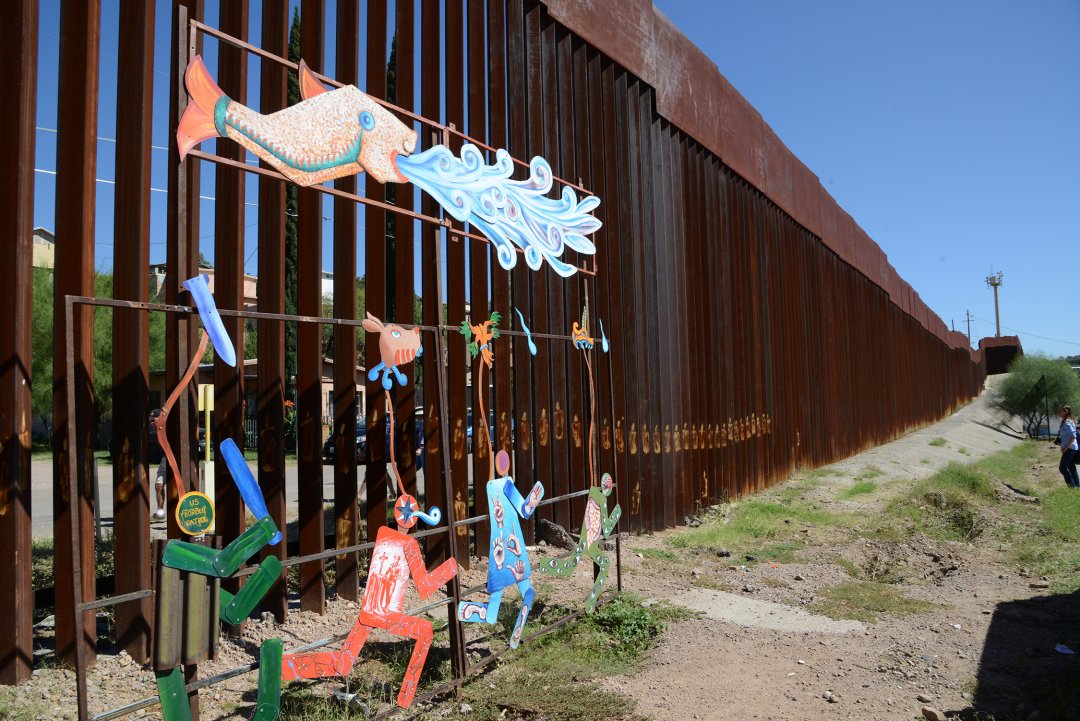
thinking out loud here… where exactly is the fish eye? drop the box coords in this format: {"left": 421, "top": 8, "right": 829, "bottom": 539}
{"left": 359, "top": 111, "right": 375, "bottom": 131}
{"left": 391, "top": 329, "right": 401, "bottom": 338}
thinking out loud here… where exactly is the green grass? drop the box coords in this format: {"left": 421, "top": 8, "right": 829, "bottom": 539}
{"left": 809, "top": 580, "right": 939, "bottom": 623}
{"left": 669, "top": 497, "right": 843, "bottom": 561}
{"left": 0, "top": 691, "right": 46, "bottom": 721}
{"left": 878, "top": 461, "right": 1000, "bottom": 542}
{"left": 33, "top": 536, "right": 115, "bottom": 594}
{"left": 804, "top": 467, "right": 842, "bottom": 479}
{"left": 423, "top": 594, "right": 693, "bottom": 721}
{"left": 929, "top": 437, "right": 947, "bottom": 447}
{"left": 839, "top": 480, "right": 877, "bottom": 499}
{"left": 637, "top": 547, "right": 677, "bottom": 561}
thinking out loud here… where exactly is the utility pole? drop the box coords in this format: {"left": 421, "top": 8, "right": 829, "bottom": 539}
{"left": 985, "top": 271, "right": 1004, "bottom": 337}
{"left": 965, "top": 309, "right": 973, "bottom": 345}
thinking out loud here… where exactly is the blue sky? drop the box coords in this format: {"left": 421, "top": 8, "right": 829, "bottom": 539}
{"left": 32, "top": 1, "right": 1080, "bottom": 356}
{"left": 654, "top": 0, "right": 1080, "bottom": 356}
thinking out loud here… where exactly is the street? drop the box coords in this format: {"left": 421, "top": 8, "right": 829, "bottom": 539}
{"left": 28, "top": 459, "right": 436, "bottom": 539}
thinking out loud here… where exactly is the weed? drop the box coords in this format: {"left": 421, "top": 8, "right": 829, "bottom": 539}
{"left": 691, "top": 576, "right": 732, "bottom": 592}
{"left": 840, "top": 480, "right": 877, "bottom": 499}
{"left": 921, "top": 458, "right": 930, "bottom": 464}
{"left": 637, "top": 547, "right": 677, "bottom": 561}
{"left": 431, "top": 594, "right": 686, "bottom": 721}
{"left": 929, "top": 437, "right": 947, "bottom": 447}
{"left": 832, "top": 556, "right": 862, "bottom": 578}
{"left": 0, "top": 690, "right": 46, "bottom": 721}
{"left": 857, "top": 466, "right": 883, "bottom": 481}
{"left": 809, "top": 581, "right": 938, "bottom": 623}
{"left": 747, "top": 541, "right": 802, "bottom": 564}
{"left": 670, "top": 497, "right": 843, "bottom": 555}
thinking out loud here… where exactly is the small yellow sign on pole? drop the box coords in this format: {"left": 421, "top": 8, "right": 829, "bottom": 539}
{"left": 197, "top": 383, "right": 215, "bottom": 533}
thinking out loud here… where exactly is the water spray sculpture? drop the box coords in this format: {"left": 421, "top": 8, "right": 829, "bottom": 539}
{"left": 280, "top": 314, "right": 457, "bottom": 709}
{"left": 538, "top": 305, "right": 621, "bottom": 612}
{"left": 455, "top": 314, "right": 546, "bottom": 648}
{"left": 155, "top": 439, "right": 284, "bottom": 721}
{"left": 177, "top": 57, "right": 600, "bottom": 277}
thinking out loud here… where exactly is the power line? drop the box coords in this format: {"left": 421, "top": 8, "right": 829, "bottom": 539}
{"left": 971, "top": 315, "right": 1080, "bottom": 347}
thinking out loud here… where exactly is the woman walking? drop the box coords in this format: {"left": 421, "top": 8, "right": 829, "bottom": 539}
{"left": 1057, "top": 405, "right": 1079, "bottom": 488}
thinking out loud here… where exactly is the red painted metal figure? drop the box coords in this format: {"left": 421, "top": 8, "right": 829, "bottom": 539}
{"left": 280, "top": 497, "right": 457, "bottom": 707}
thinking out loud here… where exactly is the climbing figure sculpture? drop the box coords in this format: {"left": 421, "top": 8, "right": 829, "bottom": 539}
{"left": 538, "top": 472, "right": 621, "bottom": 612}
{"left": 280, "top": 497, "right": 457, "bottom": 708}
{"left": 458, "top": 450, "right": 544, "bottom": 648}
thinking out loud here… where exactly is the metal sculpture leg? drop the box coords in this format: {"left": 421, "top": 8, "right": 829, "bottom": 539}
{"left": 281, "top": 617, "right": 372, "bottom": 680}
{"left": 457, "top": 588, "right": 504, "bottom": 624}
{"left": 509, "top": 580, "right": 535, "bottom": 649}
{"left": 381, "top": 612, "right": 433, "bottom": 708}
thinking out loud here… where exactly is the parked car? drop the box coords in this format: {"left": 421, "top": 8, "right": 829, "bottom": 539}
{"left": 323, "top": 411, "right": 425, "bottom": 470}
{"left": 322, "top": 416, "right": 367, "bottom": 463}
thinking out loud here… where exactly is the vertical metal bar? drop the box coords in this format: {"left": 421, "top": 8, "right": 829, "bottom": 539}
{"left": 540, "top": 14, "right": 571, "bottom": 532}
{"left": 64, "top": 298, "right": 89, "bottom": 721}
{"left": 364, "top": 0, "right": 389, "bottom": 547}
{"left": 487, "top": 0, "right": 514, "bottom": 545}
{"left": 392, "top": 0, "right": 418, "bottom": 502}
{"left": 523, "top": 2, "right": 554, "bottom": 535}
{"left": 419, "top": 0, "right": 447, "bottom": 561}
{"left": 297, "top": 0, "right": 326, "bottom": 614}
{"left": 213, "top": 0, "right": 249, "bottom": 631}
{"left": 111, "top": 0, "right": 155, "bottom": 664}
{"left": 505, "top": 0, "right": 537, "bottom": 543}
{"left": 467, "top": 0, "right": 491, "bottom": 556}
{"left": 554, "top": 25, "right": 583, "bottom": 528}
{"left": 568, "top": 34, "right": 590, "bottom": 525}
{"left": 444, "top": 0, "right": 470, "bottom": 564}
{"left": 611, "top": 68, "right": 640, "bottom": 530}
{"left": 53, "top": 0, "right": 100, "bottom": 668}
{"left": 0, "top": 0, "right": 37, "bottom": 684}
{"left": 333, "top": 0, "right": 360, "bottom": 603}
{"left": 167, "top": 5, "right": 201, "bottom": 714}
{"left": 166, "top": 0, "right": 203, "bottom": 541}
{"left": 257, "top": 0, "right": 289, "bottom": 623}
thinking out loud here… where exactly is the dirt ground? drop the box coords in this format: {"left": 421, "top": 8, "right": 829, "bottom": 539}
{"left": 9, "top": 378, "right": 1079, "bottom": 721}
{"left": 600, "top": 380, "right": 1080, "bottom": 721}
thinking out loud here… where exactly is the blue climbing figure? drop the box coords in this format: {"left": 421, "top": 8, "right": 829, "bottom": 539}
{"left": 458, "top": 450, "right": 545, "bottom": 648}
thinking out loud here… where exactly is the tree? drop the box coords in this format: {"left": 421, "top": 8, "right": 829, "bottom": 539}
{"left": 31, "top": 268, "right": 54, "bottom": 438}
{"left": 991, "top": 354, "right": 1080, "bottom": 437}
{"left": 31, "top": 267, "right": 119, "bottom": 443}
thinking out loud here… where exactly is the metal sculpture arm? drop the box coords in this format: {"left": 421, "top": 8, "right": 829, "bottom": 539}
{"left": 403, "top": 534, "right": 459, "bottom": 600}
{"left": 504, "top": 477, "right": 544, "bottom": 520}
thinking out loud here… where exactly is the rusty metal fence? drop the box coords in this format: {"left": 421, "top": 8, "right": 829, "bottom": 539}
{"left": 1, "top": 0, "right": 985, "bottom": 705}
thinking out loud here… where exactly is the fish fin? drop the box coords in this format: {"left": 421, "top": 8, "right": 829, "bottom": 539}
{"left": 176, "top": 102, "right": 219, "bottom": 161}
{"left": 298, "top": 59, "right": 329, "bottom": 100}
{"left": 177, "top": 56, "right": 226, "bottom": 161}
{"left": 184, "top": 55, "right": 225, "bottom": 113}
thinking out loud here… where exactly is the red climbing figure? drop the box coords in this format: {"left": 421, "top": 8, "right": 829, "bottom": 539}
{"left": 281, "top": 501, "right": 457, "bottom": 707}
{"left": 282, "top": 314, "right": 457, "bottom": 708}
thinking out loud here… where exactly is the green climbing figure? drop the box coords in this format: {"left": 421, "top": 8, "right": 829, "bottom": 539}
{"left": 538, "top": 472, "right": 621, "bottom": 612}
{"left": 155, "top": 439, "right": 285, "bottom": 721}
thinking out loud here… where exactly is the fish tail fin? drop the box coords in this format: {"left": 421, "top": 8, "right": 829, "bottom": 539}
{"left": 177, "top": 56, "right": 226, "bottom": 161}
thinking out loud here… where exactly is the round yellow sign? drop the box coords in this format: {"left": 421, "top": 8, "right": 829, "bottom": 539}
{"left": 175, "top": 491, "right": 215, "bottom": 536}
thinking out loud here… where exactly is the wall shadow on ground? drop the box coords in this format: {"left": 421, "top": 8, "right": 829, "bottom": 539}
{"left": 963, "top": 589, "right": 1080, "bottom": 720}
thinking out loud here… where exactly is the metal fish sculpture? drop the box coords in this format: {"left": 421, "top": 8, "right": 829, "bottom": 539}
{"left": 177, "top": 56, "right": 417, "bottom": 185}
{"left": 177, "top": 57, "right": 602, "bottom": 277}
